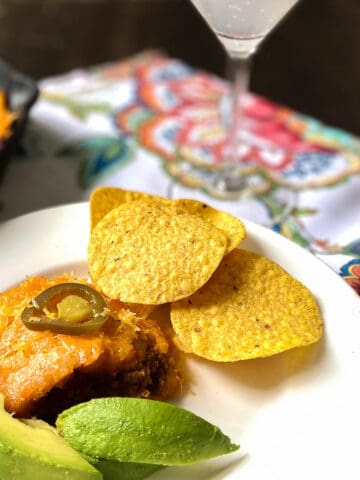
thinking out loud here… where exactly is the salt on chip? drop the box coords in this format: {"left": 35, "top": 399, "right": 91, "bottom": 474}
{"left": 88, "top": 200, "right": 227, "bottom": 305}
{"left": 173, "top": 199, "right": 246, "bottom": 254}
{"left": 90, "top": 187, "right": 160, "bottom": 230}
{"left": 171, "top": 249, "right": 323, "bottom": 361}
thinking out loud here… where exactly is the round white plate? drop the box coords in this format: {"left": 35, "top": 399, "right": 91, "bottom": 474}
{"left": 0, "top": 203, "right": 359, "bottom": 480}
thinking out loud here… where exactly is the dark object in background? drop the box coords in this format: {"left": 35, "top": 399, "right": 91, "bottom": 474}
{"left": 0, "top": 0, "right": 359, "bottom": 136}
{"left": 0, "top": 60, "right": 38, "bottom": 176}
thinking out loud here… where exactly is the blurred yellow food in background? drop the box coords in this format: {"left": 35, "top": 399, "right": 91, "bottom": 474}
{"left": 0, "top": 92, "right": 16, "bottom": 141}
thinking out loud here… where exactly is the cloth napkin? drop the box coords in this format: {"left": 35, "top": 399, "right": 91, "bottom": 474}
{"left": 2, "top": 51, "right": 360, "bottom": 295}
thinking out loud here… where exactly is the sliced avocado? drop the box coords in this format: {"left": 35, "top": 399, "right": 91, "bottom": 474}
{"left": 83, "top": 451, "right": 163, "bottom": 480}
{"left": 0, "top": 395, "right": 102, "bottom": 480}
{"left": 57, "top": 397, "right": 239, "bottom": 466}
{"left": 94, "top": 459, "right": 163, "bottom": 480}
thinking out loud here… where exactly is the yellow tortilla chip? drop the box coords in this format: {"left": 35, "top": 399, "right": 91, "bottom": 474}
{"left": 89, "top": 187, "right": 160, "bottom": 230}
{"left": 90, "top": 188, "right": 246, "bottom": 255}
{"left": 171, "top": 249, "right": 323, "bottom": 361}
{"left": 88, "top": 200, "right": 227, "bottom": 305}
{"left": 173, "top": 199, "right": 246, "bottom": 254}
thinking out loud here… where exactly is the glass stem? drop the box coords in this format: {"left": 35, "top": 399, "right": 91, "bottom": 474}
{"left": 227, "top": 56, "right": 251, "bottom": 166}
{"left": 211, "top": 55, "right": 252, "bottom": 197}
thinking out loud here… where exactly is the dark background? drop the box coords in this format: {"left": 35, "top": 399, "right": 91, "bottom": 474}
{"left": 1, "top": 0, "right": 359, "bottom": 135}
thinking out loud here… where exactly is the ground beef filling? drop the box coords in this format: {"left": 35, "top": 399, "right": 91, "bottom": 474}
{"left": 32, "top": 345, "right": 181, "bottom": 424}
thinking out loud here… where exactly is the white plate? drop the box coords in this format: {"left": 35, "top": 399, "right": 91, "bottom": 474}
{"left": 0, "top": 203, "right": 359, "bottom": 480}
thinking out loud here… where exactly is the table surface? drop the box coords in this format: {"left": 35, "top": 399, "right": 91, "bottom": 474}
{"left": 0, "top": 51, "right": 359, "bottom": 296}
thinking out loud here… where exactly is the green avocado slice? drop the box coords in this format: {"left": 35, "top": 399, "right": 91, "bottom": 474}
{"left": 82, "top": 448, "right": 164, "bottom": 480}
{"left": 0, "top": 395, "right": 102, "bottom": 480}
{"left": 93, "top": 459, "right": 163, "bottom": 480}
{"left": 56, "top": 397, "right": 239, "bottom": 466}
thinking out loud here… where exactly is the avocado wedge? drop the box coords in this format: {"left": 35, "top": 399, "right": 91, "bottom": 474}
{"left": 0, "top": 395, "right": 101, "bottom": 480}
{"left": 57, "top": 397, "right": 239, "bottom": 466}
{"left": 93, "top": 459, "right": 163, "bottom": 480}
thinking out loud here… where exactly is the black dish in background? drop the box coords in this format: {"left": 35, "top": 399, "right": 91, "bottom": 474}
{"left": 0, "top": 59, "right": 39, "bottom": 176}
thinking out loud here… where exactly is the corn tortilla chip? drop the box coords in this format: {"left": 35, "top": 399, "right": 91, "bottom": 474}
{"left": 90, "top": 188, "right": 246, "bottom": 255}
{"left": 88, "top": 200, "right": 227, "bottom": 305}
{"left": 171, "top": 249, "right": 323, "bottom": 361}
{"left": 173, "top": 199, "right": 246, "bottom": 254}
{"left": 90, "top": 187, "right": 160, "bottom": 230}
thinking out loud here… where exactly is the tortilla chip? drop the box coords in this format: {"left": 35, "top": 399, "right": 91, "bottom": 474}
{"left": 171, "top": 249, "right": 322, "bottom": 361}
{"left": 173, "top": 199, "right": 246, "bottom": 254}
{"left": 88, "top": 200, "right": 227, "bottom": 305}
{"left": 90, "top": 187, "right": 160, "bottom": 230}
{"left": 90, "top": 188, "right": 246, "bottom": 255}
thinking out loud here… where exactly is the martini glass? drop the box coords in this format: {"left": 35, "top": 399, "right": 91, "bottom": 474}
{"left": 169, "top": 0, "right": 300, "bottom": 225}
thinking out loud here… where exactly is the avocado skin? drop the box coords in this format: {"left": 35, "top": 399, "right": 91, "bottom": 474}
{"left": 0, "top": 395, "right": 101, "bottom": 480}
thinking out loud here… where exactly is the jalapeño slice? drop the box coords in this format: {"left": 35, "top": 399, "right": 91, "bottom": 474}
{"left": 21, "top": 283, "right": 108, "bottom": 335}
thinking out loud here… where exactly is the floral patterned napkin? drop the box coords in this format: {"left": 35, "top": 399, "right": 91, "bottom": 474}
{"left": 5, "top": 51, "right": 360, "bottom": 295}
